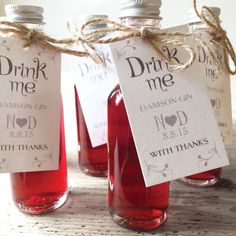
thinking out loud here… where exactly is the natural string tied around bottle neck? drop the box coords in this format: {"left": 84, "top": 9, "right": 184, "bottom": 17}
{"left": 66, "top": 20, "right": 106, "bottom": 66}
{"left": 0, "top": 20, "right": 89, "bottom": 58}
{"left": 0, "top": 0, "right": 235, "bottom": 74}
{"left": 79, "top": 17, "right": 196, "bottom": 71}
{"left": 78, "top": 0, "right": 236, "bottom": 74}
{"left": 193, "top": 0, "right": 236, "bottom": 75}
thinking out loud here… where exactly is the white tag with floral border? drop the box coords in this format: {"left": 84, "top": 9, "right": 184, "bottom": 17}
{"left": 164, "top": 25, "right": 233, "bottom": 145}
{"left": 190, "top": 30, "right": 233, "bottom": 145}
{"left": 109, "top": 37, "right": 229, "bottom": 187}
{"left": 69, "top": 44, "right": 118, "bottom": 147}
{"left": 0, "top": 37, "right": 60, "bottom": 173}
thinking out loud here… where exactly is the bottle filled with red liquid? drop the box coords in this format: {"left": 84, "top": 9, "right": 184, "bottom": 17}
{"left": 74, "top": 87, "right": 80, "bottom": 151}
{"left": 183, "top": 7, "right": 223, "bottom": 187}
{"left": 5, "top": 5, "right": 68, "bottom": 214}
{"left": 108, "top": 0, "right": 169, "bottom": 231}
{"left": 75, "top": 15, "right": 108, "bottom": 177}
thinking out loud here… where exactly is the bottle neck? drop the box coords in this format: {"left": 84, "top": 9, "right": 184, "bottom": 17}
{"left": 82, "top": 24, "right": 107, "bottom": 34}
{"left": 4, "top": 17, "right": 44, "bottom": 31}
{"left": 188, "top": 21, "right": 210, "bottom": 34}
{"left": 23, "top": 23, "right": 44, "bottom": 31}
{"left": 120, "top": 17, "right": 161, "bottom": 30}
{"left": 79, "top": 15, "right": 108, "bottom": 32}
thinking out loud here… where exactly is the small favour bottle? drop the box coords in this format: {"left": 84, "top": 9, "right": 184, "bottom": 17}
{"left": 75, "top": 15, "right": 109, "bottom": 177}
{"left": 74, "top": 86, "right": 80, "bottom": 152}
{"left": 5, "top": 5, "right": 68, "bottom": 214}
{"left": 183, "top": 7, "right": 225, "bottom": 187}
{"left": 108, "top": 0, "right": 169, "bottom": 231}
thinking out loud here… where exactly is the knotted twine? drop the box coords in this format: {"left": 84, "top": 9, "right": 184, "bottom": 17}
{"left": 78, "top": 18, "right": 196, "bottom": 71}
{"left": 0, "top": 20, "right": 89, "bottom": 58}
{"left": 0, "top": 0, "right": 235, "bottom": 75}
{"left": 77, "top": 0, "right": 236, "bottom": 74}
{"left": 193, "top": 0, "right": 236, "bottom": 75}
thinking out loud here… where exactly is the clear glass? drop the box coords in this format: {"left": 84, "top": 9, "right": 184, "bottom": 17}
{"left": 74, "top": 87, "right": 107, "bottom": 177}
{"left": 10, "top": 22, "right": 68, "bottom": 214}
{"left": 182, "top": 21, "right": 222, "bottom": 187}
{"left": 74, "top": 17, "right": 108, "bottom": 177}
{"left": 120, "top": 17, "right": 161, "bottom": 29}
{"left": 108, "top": 18, "right": 169, "bottom": 231}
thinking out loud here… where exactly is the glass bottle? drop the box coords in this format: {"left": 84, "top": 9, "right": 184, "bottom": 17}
{"left": 74, "top": 86, "right": 80, "bottom": 152}
{"left": 75, "top": 15, "right": 108, "bottom": 177}
{"left": 183, "top": 7, "right": 223, "bottom": 187}
{"left": 108, "top": 0, "right": 169, "bottom": 231}
{"left": 5, "top": 5, "right": 68, "bottom": 214}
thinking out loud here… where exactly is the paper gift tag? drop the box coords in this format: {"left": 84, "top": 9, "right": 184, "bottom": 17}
{"left": 0, "top": 37, "right": 60, "bottom": 173}
{"left": 68, "top": 45, "right": 118, "bottom": 147}
{"left": 163, "top": 25, "right": 233, "bottom": 145}
{"left": 188, "top": 30, "right": 233, "bottom": 145}
{"left": 109, "top": 37, "right": 229, "bottom": 187}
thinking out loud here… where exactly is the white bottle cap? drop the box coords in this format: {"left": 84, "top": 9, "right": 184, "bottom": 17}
{"left": 4, "top": 5, "right": 44, "bottom": 24}
{"left": 188, "top": 7, "right": 221, "bottom": 24}
{"left": 119, "top": 0, "right": 162, "bottom": 19}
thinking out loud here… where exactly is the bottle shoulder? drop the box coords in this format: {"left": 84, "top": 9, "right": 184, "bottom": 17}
{"left": 108, "top": 84, "right": 124, "bottom": 108}
{"left": 108, "top": 84, "right": 121, "bottom": 99}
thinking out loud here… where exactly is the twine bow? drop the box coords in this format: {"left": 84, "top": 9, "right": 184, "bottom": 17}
{"left": 79, "top": 17, "right": 196, "bottom": 71}
{"left": 67, "top": 20, "right": 106, "bottom": 65}
{"left": 77, "top": 0, "right": 236, "bottom": 74}
{"left": 194, "top": 0, "right": 236, "bottom": 75}
{"left": 0, "top": 20, "right": 89, "bottom": 58}
{"left": 0, "top": 0, "right": 235, "bottom": 75}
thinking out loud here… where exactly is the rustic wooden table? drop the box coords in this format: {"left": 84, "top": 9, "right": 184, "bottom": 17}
{"left": 0, "top": 79, "right": 235, "bottom": 236}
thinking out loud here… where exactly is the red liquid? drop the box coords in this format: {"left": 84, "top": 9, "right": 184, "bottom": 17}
{"left": 185, "top": 168, "right": 221, "bottom": 187}
{"left": 74, "top": 87, "right": 80, "bottom": 147}
{"left": 75, "top": 88, "right": 107, "bottom": 177}
{"left": 108, "top": 85, "right": 169, "bottom": 231}
{"left": 10, "top": 101, "right": 68, "bottom": 214}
